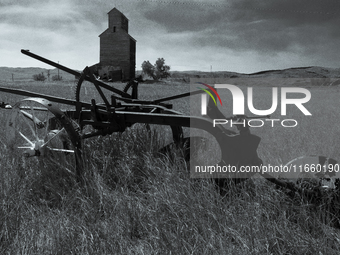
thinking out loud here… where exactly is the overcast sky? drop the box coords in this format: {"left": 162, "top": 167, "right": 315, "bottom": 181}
{"left": 0, "top": 0, "right": 339, "bottom": 73}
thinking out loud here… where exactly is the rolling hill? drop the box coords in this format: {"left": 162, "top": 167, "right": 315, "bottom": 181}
{"left": 0, "top": 66, "right": 339, "bottom": 84}
{"left": 0, "top": 67, "right": 78, "bottom": 82}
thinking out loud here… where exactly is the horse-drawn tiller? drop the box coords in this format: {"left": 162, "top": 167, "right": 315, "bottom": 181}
{"left": 1, "top": 50, "right": 339, "bottom": 216}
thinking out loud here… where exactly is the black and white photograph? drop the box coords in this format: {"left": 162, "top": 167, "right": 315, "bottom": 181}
{"left": 0, "top": 0, "right": 340, "bottom": 254}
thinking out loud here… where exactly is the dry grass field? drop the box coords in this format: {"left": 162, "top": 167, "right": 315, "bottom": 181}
{"left": 1, "top": 78, "right": 340, "bottom": 254}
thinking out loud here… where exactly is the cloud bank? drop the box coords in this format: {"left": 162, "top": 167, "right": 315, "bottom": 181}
{"left": 0, "top": 0, "right": 339, "bottom": 72}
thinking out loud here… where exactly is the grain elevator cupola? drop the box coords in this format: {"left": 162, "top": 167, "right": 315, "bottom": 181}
{"left": 95, "top": 8, "right": 136, "bottom": 81}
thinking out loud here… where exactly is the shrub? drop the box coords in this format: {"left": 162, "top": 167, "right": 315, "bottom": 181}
{"left": 141, "top": 60, "right": 156, "bottom": 80}
{"left": 142, "top": 58, "right": 171, "bottom": 80}
{"left": 154, "top": 58, "right": 170, "bottom": 80}
{"left": 33, "top": 72, "right": 46, "bottom": 81}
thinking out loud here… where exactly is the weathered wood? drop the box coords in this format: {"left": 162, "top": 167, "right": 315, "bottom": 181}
{"left": 99, "top": 8, "right": 136, "bottom": 80}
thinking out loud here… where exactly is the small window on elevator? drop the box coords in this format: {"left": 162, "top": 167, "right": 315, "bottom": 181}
{"left": 113, "top": 26, "right": 116, "bottom": 32}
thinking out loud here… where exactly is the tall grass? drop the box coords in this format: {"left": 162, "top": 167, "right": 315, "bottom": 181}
{"left": 0, "top": 80, "right": 340, "bottom": 253}
{"left": 1, "top": 125, "right": 340, "bottom": 254}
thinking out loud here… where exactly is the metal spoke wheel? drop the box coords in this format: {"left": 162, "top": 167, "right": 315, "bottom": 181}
{"left": 6, "top": 98, "right": 83, "bottom": 176}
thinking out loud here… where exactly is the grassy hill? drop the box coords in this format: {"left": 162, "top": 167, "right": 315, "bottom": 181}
{"left": 170, "top": 66, "right": 340, "bottom": 81}
{"left": 1, "top": 66, "right": 339, "bottom": 84}
{"left": 0, "top": 67, "right": 78, "bottom": 82}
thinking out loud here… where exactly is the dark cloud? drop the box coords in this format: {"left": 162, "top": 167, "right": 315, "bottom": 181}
{"left": 143, "top": 4, "right": 224, "bottom": 32}
{"left": 141, "top": 0, "right": 340, "bottom": 30}
{"left": 1, "top": 0, "right": 339, "bottom": 71}
{"left": 141, "top": 0, "right": 340, "bottom": 56}
{"left": 0, "top": 0, "right": 110, "bottom": 30}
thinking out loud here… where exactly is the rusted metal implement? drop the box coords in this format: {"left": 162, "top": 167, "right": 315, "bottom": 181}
{"left": 0, "top": 50, "right": 339, "bottom": 220}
